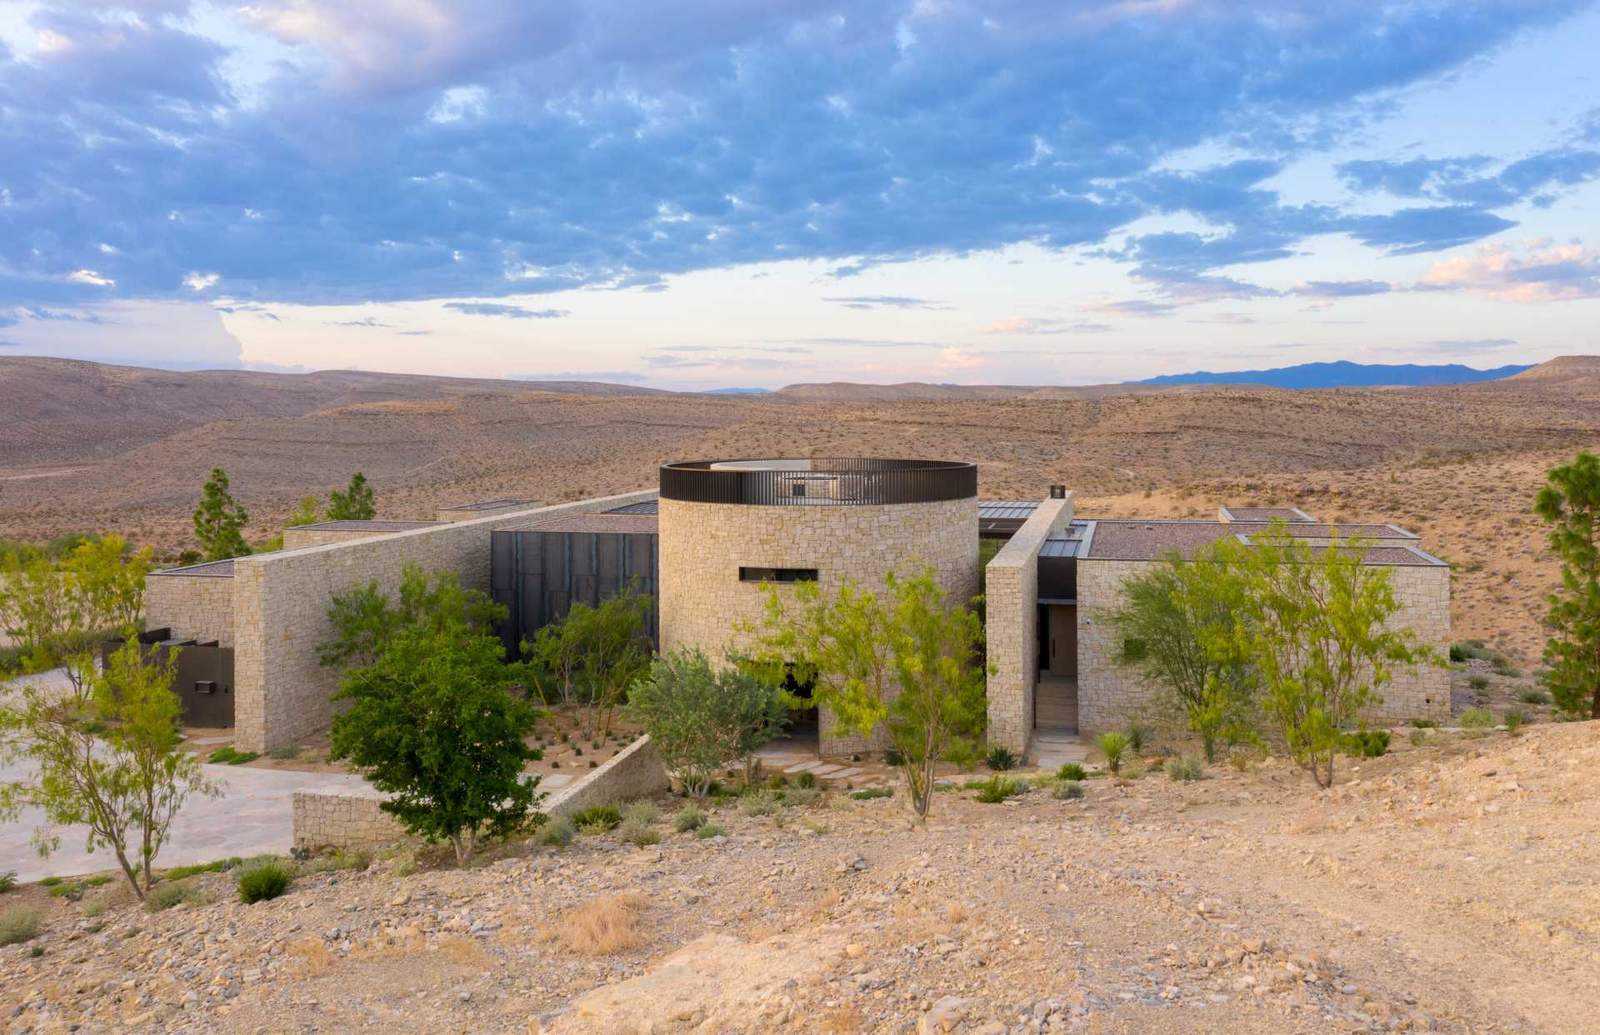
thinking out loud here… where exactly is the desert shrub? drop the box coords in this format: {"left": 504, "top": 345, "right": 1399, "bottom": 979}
{"left": 973, "top": 775, "right": 1024, "bottom": 803}
{"left": 1490, "top": 655, "right": 1520, "bottom": 678}
{"left": 1450, "top": 640, "right": 1495, "bottom": 663}
{"left": 267, "top": 745, "right": 299, "bottom": 761}
{"left": 207, "top": 745, "right": 259, "bottom": 765}
{"left": 618, "top": 819, "right": 661, "bottom": 847}
{"left": 1125, "top": 725, "right": 1149, "bottom": 754}
{"left": 300, "top": 849, "right": 370, "bottom": 874}
{"left": 1057, "top": 762, "right": 1087, "bottom": 782}
{"left": 1410, "top": 718, "right": 1439, "bottom": 728}
{"left": 739, "top": 791, "right": 779, "bottom": 817}
{"left": 535, "top": 815, "right": 575, "bottom": 848}
{"left": 1052, "top": 779, "right": 1084, "bottom": 800}
{"left": 1459, "top": 706, "right": 1495, "bottom": 731}
{"left": 796, "top": 771, "right": 817, "bottom": 790}
{"left": 621, "top": 801, "right": 659, "bottom": 826}
{"left": 1409, "top": 728, "right": 1428, "bottom": 748}
{"left": 145, "top": 881, "right": 205, "bottom": 913}
{"left": 0, "top": 905, "right": 44, "bottom": 946}
{"left": 571, "top": 805, "right": 622, "bottom": 834}
{"left": 673, "top": 805, "right": 707, "bottom": 833}
{"left": 1341, "top": 729, "right": 1390, "bottom": 758}
{"left": 236, "top": 859, "right": 294, "bottom": 904}
{"left": 765, "top": 772, "right": 787, "bottom": 790}
{"left": 1166, "top": 755, "right": 1205, "bottom": 781}
{"left": 0, "top": 871, "right": 15, "bottom": 894}
{"left": 985, "top": 745, "right": 1018, "bottom": 771}
{"left": 695, "top": 822, "right": 726, "bottom": 839}
{"left": 1096, "top": 731, "right": 1130, "bottom": 774}
{"left": 539, "top": 892, "right": 648, "bottom": 955}
{"left": 1503, "top": 709, "right": 1526, "bottom": 734}
{"left": 161, "top": 857, "right": 241, "bottom": 881}
{"left": 1467, "top": 674, "right": 1489, "bottom": 691}
{"left": 1520, "top": 689, "right": 1551, "bottom": 705}
{"left": 884, "top": 747, "right": 903, "bottom": 767}
{"left": 80, "top": 899, "right": 106, "bottom": 919}
{"left": 780, "top": 786, "right": 821, "bottom": 808}
{"left": 850, "top": 786, "right": 893, "bottom": 801}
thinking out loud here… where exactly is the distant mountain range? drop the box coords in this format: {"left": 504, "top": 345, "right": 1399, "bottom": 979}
{"left": 1131, "top": 360, "right": 1533, "bottom": 389}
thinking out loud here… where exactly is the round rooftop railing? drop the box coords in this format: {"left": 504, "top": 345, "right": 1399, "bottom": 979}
{"left": 659, "top": 458, "right": 977, "bottom": 506}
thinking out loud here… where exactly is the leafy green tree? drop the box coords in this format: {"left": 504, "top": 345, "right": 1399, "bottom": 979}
{"left": 1233, "top": 523, "right": 1430, "bottom": 789}
{"left": 626, "top": 648, "right": 787, "bottom": 797}
{"left": 1103, "top": 541, "right": 1257, "bottom": 761}
{"left": 1535, "top": 451, "right": 1600, "bottom": 718}
{"left": 63, "top": 534, "right": 151, "bottom": 637}
{"left": 326, "top": 473, "right": 376, "bottom": 521}
{"left": 329, "top": 623, "right": 541, "bottom": 864}
{"left": 286, "top": 495, "right": 321, "bottom": 528}
{"left": 0, "top": 553, "right": 78, "bottom": 670}
{"left": 747, "top": 567, "right": 988, "bottom": 822}
{"left": 524, "top": 588, "right": 653, "bottom": 736}
{"left": 318, "top": 563, "right": 505, "bottom": 670}
{"left": 0, "top": 640, "right": 216, "bottom": 900}
{"left": 0, "top": 534, "right": 151, "bottom": 672}
{"left": 193, "top": 468, "right": 250, "bottom": 561}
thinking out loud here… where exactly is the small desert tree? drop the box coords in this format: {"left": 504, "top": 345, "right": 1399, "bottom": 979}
{"left": 748, "top": 567, "right": 987, "bottom": 822}
{"left": 0, "top": 534, "right": 151, "bottom": 673}
{"left": 319, "top": 563, "right": 505, "bottom": 671}
{"left": 193, "top": 467, "right": 250, "bottom": 561}
{"left": 1233, "top": 523, "right": 1429, "bottom": 789}
{"left": 625, "top": 648, "right": 787, "bottom": 796}
{"left": 1535, "top": 451, "right": 1600, "bottom": 718}
{"left": 329, "top": 623, "right": 541, "bottom": 864}
{"left": 0, "top": 639, "right": 215, "bottom": 899}
{"left": 326, "top": 473, "right": 376, "bottom": 521}
{"left": 524, "top": 588, "right": 653, "bottom": 736}
{"left": 1103, "top": 541, "right": 1256, "bottom": 761}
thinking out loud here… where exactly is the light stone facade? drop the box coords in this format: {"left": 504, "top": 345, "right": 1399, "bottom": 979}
{"left": 279, "top": 527, "right": 414, "bottom": 550}
{"left": 145, "top": 572, "right": 235, "bottom": 646}
{"left": 232, "top": 489, "right": 657, "bottom": 752}
{"left": 658, "top": 495, "right": 979, "bottom": 754}
{"left": 1076, "top": 557, "right": 1451, "bottom": 734}
{"left": 292, "top": 735, "right": 668, "bottom": 852}
{"left": 983, "top": 494, "right": 1073, "bottom": 753}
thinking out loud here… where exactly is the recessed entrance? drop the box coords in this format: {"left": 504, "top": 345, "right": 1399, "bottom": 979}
{"left": 1035, "top": 603, "right": 1078, "bottom": 733}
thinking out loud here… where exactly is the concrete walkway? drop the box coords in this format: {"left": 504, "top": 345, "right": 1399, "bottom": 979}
{"left": 0, "top": 757, "right": 376, "bottom": 882}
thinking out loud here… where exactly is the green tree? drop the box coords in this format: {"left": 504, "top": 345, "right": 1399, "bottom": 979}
{"left": 326, "top": 473, "right": 376, "bottom": 521}
{"left": 286, "top": 495, "right": 321, "bottom": 528}
{"left": 1103, "top": 541, "right": 1257, "bottom": 761}
{"left": 0, "top": 534, "right": 151, "bottom": 672}
{"left": 1535, "top": 451, "right": 1600, "bottom": 718}
{"left": 747, "top": 567, "right": 988, "bottom": 822}
{"left": 1234, "top": 523, "right": 1430, "bottom": 789}
{"left": 193, "top": 468, "right": 250, "bottom": 561}
{"left": 318, "top": 563, "right": 505, "bottom": 671}
{"left": 524, "top": 589, "right": 653, "bottom": 736}
{"left": 0, "top": 553, "right": 79, "bottom": 670}
{"left": 330, "top": 623, "right": 541, "bottom": 864}
{"left": 63, "top": 534, "right": 152, "bottom": 637}
{"left": 0, "top": 640, "right": 216, "bottom": 900}
{"left": 626, "top": 648, "right": 787, "bottom": 797}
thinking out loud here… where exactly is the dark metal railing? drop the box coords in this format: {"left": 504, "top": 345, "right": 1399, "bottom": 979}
{"left": 659, "top": 458, "right": 977, "bottom": 506}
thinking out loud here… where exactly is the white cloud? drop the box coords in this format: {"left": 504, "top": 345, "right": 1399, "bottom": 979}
{"left": 183, "top": 271, "right": 221, "bottom": 291}
{"left": 68, "top": 269, "right": 115, "bottom": 286}
{"left": 1420, "top": 240, "right": 1600, "bottom": 302}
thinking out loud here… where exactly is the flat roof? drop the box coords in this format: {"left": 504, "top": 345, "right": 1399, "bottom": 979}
{"left": 151, "top": 559, "right": 235, "bottom": 578}
{"left": 296, "top": 520, "right": 441, "bottom": 532}
{"left": 499, "top": 512, "right": 659, "bottom": 535}
{"left": 442, "top": 498, "right": 538, "bottom": 512}
{"left": 607, "top": 499, "right": 661, "bottom": 515}
{"left": 1081, "top": 518, "right": 1438, "bottom": 565}
{"left": 1220, "top": 505, "right": 1317, "bottom": 523}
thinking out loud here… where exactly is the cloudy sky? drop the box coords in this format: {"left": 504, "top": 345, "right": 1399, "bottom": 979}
{"left": 2, "top": 1, "right": 1599, "bottom": 390}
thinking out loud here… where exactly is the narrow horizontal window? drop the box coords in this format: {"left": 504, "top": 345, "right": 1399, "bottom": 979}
{"left": 739, "top": 566, "right": 818, "bottom": 584}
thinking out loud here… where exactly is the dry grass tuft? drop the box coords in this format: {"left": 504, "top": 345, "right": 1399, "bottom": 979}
{"left": 284, "top": 936, "right": 336, "bottom": 976}
{"left": 539, "top": 891, "right": 649, "bottom": 955}
{"left": 818, "top": 1004, "right": 864, "bottom": 1033}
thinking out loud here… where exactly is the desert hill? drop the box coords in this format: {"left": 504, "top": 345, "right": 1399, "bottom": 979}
{"left": 1132, "top": 359, "right": 1532, "bottom": 389}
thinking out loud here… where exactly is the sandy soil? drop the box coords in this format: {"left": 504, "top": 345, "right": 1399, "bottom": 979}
{"left": 4, "top": 720, "right": 1595, "bottom": 1034}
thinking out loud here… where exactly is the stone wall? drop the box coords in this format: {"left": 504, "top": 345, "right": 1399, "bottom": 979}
{"left": 234, "top": 490, "right": 657, "bottom": 752}
{"left": 984, "top": 494, "right": 1073, "bottom": 753}
{"left": 657, "top": 495, "right": 979, "bottom": 754}
{"left": 1077, "top": 558, "right": 1451, "bottom": 734}
{"left": 280, "top": 527, "right": 407, "bottom": 550}
{"left": 145, "top": 573, "right": 236, "bottom": 647}
{"left": 291, "top": 736, "right": 668, "bottom": 853}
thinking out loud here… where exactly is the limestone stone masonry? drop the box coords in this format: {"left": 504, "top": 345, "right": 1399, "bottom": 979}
{"left": 234, "top": 490, "right": 657, "bottom": 753}
{"left": 1077, "top": 558, "right": 1451, "bottom": 734}
{"left": 984, "top": 494, "right": 1072, "bottom": 754}
{"left": 145, "top": 572, "right": 235, "bottom": 646}
{"left": 658, "top": 496, "right": 979, "bottom": 755}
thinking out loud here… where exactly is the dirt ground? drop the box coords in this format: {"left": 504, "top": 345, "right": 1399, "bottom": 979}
{"left": 3, "top": 720, "right": 1595, "bottom": 1034}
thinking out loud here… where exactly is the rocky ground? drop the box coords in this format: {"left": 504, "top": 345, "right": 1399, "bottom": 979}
{"left": 3, "top": 720, "right": 1596, "bottom": 1034}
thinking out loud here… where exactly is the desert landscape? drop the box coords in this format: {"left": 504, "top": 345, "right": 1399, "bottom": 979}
{"left": 4, "top": 354, "right": 1597, "bottom": 663}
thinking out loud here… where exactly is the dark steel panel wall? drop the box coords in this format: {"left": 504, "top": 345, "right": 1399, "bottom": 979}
{"left": 660, "top": 458, "right": 977, "bottom": 506}
{"left": 491, "top": 530, "right": 659, "bottom": 652}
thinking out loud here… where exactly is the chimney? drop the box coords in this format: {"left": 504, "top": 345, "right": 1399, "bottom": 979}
{"left": 1049, "top": 484, "right": 1067, "bottom": 499}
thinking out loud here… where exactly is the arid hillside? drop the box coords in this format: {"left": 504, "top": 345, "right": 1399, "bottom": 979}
{"left": 3, "top": 355, "right": 1599, "bottom": 661}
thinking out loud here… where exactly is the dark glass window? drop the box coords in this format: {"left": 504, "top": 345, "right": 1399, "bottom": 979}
{"left": 739, "top": 566, "right": 818, "bottom": 583}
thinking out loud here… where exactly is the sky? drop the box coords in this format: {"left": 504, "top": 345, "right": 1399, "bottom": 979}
{"left": 1, "top": 1, "right": 1599, "bottom": 391}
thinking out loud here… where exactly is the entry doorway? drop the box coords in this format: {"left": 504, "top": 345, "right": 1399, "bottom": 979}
{"left": 1035, "top": 604, "right": 1078, "bottom": 733}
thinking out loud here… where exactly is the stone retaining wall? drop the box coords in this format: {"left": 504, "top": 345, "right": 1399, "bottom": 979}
{"left": 145, "top": 572, "right": 236, "bottom": 647}
{"left": 291, "top": 735, "right": 669, "bottom": 853}
{"left": 235, "top": 490, "right": 657, "bottom": 752}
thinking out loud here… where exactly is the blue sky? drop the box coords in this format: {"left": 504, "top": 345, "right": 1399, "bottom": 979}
{"left": 1, "top": 0, "right": 1598, "bottom": 390}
